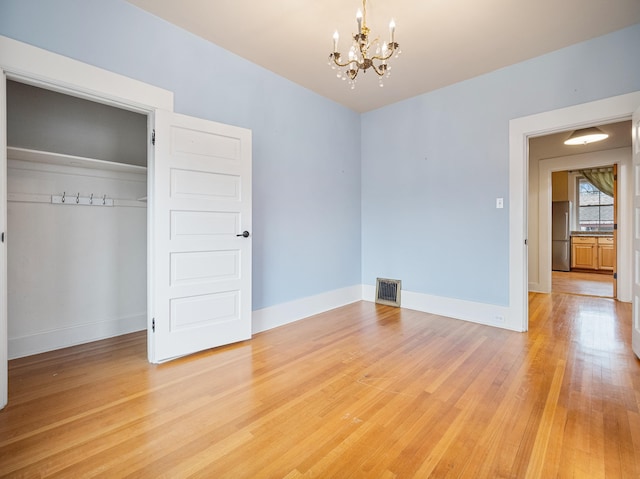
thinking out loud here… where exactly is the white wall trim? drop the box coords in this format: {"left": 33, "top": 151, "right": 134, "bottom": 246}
{"left": 8, "top": 313, "right": 146, "bottom": 360}
{"left": 362, "top": 285, "right": 514, "bottom": 331}
{"left": 252, "top": 285, "right": 362, "bottom": 334}
{"left": 254, "top": 284, "right": 520, "bottom": 335}
{"left": 0, "top": 36, "right": 173, "bottom": 112}
{"left": 509, "top": 91, "right": 640, "bottom": 331}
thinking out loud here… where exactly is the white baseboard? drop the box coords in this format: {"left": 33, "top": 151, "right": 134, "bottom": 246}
{"left": 252, "top": 285, "right": 362, "bottom": 334}
{"left": 362, "top": 285, "right": 521, "bottom": 332}
{"left": 252, "top": 284, "right": 521, "bottom": 335}
{"left": 528, "top": 282, "right": 544, "bottom": 293}
{"left": 8, "top": 284, "right": 522, "bottom": 360}
{"left": 8, "top": 313, "right": 147, "bottom": 359}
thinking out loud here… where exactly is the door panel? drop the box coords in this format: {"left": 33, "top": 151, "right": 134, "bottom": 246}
{"left": 612, "top": 164, "right": 617, "bottom": 297}
{"left": 633, "top": 105, "right": 640, "bottom": 359}
{"left": 0, "top": 70, "right": 7, "bottom": 409}
{"left": 151, "top": 110, "right": 252, "bottom": 362}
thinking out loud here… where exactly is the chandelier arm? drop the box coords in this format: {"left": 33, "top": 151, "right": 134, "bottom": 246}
{"left": 331, "top": 53, "right": 360, "bottom": 69}
{"left": 332, "top": 57, "right": 354, "bottom": 68}
{"left": 369, "top": 63, "right": 385, "bottom": 77}
{"left": 370, "top": 52, "right": 393, "bottom": 63}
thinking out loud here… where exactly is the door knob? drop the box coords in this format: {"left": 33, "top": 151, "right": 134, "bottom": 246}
{"left": 236, "top": 231, "right": 250, "bottom": 238}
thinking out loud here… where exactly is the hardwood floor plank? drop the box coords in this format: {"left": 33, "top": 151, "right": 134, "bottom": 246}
{"left": 1, "top": 298, "right": 639, "bottom": 478}
{"left": 524, "top": 360, "right": 566, "bottom": 478}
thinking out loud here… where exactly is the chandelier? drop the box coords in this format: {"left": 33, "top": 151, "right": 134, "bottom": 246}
{"left": 328, "top": 0, "right": 401, "bottom": 89}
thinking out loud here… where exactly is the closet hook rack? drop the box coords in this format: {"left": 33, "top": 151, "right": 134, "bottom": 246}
{"left": 52, "top": 192, "right": 114, "bottom": 207}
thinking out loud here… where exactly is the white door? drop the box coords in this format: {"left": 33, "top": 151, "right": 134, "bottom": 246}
{"left": 0, "top": 71, "right": 7, "bottom": 408}
{"left": 632, "top": 105, "right": 640, "bottom": 359}
{"left": 150, "top": 110, "right": 252, "bottom": 362}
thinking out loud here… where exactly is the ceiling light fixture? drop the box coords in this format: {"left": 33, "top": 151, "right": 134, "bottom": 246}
{"left": 563, "top": 126, "right": 609, "bottom": 145}
{"left": 328, "top": 0, "right": 401, "bottom": 89}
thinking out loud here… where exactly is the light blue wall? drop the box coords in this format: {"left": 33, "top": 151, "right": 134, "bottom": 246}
{"left": 362, "top": 24, "right": 640, "bottom": 305}
{"left": 0, "top": 0, "right": 362, "bottom": 310}
{"left": 2, "top": 1, "right": 639, "bottom": 312}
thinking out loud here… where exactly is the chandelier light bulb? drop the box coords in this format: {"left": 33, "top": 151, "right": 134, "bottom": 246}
{"left": 389, "top": 19, "right": 396, "bottom": 42}
{"left": 333, "top": 31, "right": 339, "bottom": 52}
{"left": 356, "top": 9, "right": 363, "bottom": 34}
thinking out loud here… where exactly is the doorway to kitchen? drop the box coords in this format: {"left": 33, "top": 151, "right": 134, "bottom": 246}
{"left": 528, "top": 120, "right": 630, "bottom": 300}
{"left": 550, "top": 165, "right": 615, "bottom": 298}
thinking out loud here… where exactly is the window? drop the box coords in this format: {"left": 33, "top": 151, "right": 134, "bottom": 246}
{"left": 577, "top": 177, "right": 613, "bottom": 231}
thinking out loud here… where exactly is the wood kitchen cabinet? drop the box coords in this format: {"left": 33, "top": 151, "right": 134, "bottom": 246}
{"left": 571, "top": 236, "right": 614, "bottom": 271}
{"left": 597, "top": 237, "right": 614, "bottom": 271}
{"left": 571, "top": 236, "right": 597, "bottom": 270}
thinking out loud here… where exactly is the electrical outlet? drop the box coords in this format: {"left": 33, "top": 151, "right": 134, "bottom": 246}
{"left": 496, "top": 198, "right": 504, "bottom": 209}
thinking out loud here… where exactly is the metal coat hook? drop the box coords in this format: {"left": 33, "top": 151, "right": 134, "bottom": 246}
{"left": 89, "top": 193, "right": 94, "bottom": 205}
{"left": 62, "top": 192, "right": 66, "bottom": 203}
{"left": 76, "top": 192, "right": 80, "bottom": 204}
{"left": 103, "top": 194, "right": 106, "bottom": 205}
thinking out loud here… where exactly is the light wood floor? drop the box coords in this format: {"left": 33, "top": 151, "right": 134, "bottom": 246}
{"left": 552, "top": 271, "right": 614, "bottom": 297}
{"left": 0, "top": 296, "right": 638, "bottom": 478}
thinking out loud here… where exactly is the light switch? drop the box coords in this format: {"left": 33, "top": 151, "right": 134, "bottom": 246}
{"left": 496, "top": 198, "right": 504, "bottom": 209}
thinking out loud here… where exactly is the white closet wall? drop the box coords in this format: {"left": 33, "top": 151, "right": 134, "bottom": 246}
{"left": 7, "top": 82, "right": 148, "bottom": 359}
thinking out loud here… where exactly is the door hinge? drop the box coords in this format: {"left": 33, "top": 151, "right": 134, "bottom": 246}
{"left": 1, "top": 232, "right": 4, "bottom": 243}
{"left": 613, "top": 273, "right": 617, "bottom": 280}
{"left": 614, "top": 223, "right": 617, "bottom": 230}
{"left": 152, "top": 318, "right": 155, "bottom": 332}
{"left": 151, "top": 129, "right": 156, "bottom": 146}
{"left": 524, "top": 239, "right": 527, "bottom": 245}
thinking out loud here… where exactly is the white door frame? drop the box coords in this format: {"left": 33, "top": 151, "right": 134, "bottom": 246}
{"left": 0, "top": 35, "right": 174, "bottom": 409}
{"left": 632, "top": 105, "right": 640, "bottom": 359}
{"left": 535, "top": 148, "right": 632, "bottom": 299}
{"left": 509, "top": 91, "right": 640, "bottom": 331}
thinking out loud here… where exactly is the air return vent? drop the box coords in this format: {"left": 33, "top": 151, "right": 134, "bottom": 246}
{"left": 375, "top": 278, "right": 401, "bottom": 307}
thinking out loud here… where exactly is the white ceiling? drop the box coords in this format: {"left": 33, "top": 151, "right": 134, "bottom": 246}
{"left": 125, "top": 0, "right": 640, "bottom": 113}
{"left": 529, "top": 121, "right": 631, "bottom": 161}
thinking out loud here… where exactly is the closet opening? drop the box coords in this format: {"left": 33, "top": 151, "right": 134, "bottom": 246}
{"left": 6, "top": 80, "right": 148, "bottom": 360}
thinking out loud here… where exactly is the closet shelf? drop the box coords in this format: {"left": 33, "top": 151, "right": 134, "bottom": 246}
{"left": 7, "top": 147, "right": 147, "bottom": 174}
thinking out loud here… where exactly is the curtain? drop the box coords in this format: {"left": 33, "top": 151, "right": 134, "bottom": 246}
{"left": 580, "top": 167, "right": 614, "bottom": 197}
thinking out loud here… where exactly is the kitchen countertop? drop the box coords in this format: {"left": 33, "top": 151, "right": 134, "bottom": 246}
{"left": 570, "top": 231, "right": 613, "bottom": 237}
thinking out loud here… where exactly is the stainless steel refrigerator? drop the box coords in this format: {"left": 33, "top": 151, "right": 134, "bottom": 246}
{"left": 552, "top": 201, "right": 571, "bottom": 271}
